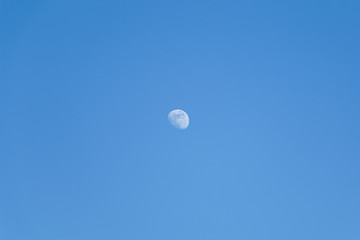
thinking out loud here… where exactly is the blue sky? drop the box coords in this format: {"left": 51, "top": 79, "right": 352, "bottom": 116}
{"left": 1, "top": 0, "right": 360, "bottom": 239}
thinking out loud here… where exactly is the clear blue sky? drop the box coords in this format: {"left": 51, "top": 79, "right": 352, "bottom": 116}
{"left": 1, "top": 0, "right": 360, "bottom": 239}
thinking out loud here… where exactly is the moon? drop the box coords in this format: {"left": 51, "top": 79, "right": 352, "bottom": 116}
{"left": 168, "top": 109, "right": 189, "bottom": 130}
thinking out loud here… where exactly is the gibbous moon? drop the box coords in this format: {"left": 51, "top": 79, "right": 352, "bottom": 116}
{"left": 168, "top": 109, "right": 189, "bottom": 130}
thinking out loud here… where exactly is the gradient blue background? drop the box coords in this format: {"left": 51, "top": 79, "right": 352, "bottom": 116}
{"left": 1, "top": 1, "right": 360, "bottom": 239}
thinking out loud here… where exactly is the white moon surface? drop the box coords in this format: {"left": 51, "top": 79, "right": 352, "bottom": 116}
{"left": 168, "top": 109, "right": 189, "bottom": 130}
